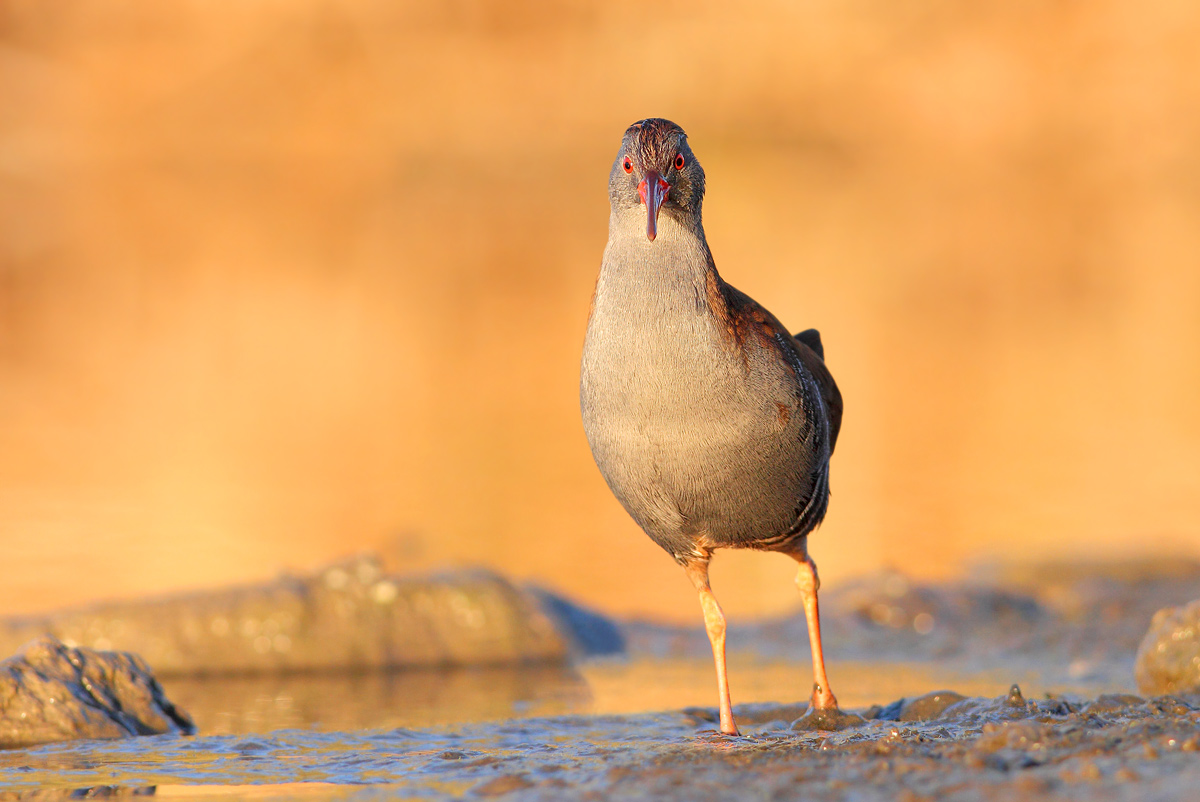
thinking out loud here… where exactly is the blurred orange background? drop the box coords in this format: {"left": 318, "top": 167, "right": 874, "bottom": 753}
{"left": 2, "top": 1, "right": 1199, "bottom": 623}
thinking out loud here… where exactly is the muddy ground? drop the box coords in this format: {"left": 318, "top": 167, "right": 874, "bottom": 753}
{"left": 2, "top": 560, "right": 1200, "bottom": 800}
{"left": 2, "top": 688, "right": 1198, "bottom": 801}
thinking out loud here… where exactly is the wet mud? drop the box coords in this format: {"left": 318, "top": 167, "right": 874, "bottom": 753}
{"left": 2, "top": 688, "right": 1200, "bottom": 801}
{"left": 2, "top": 560, "right": 1200, "bottom": 800}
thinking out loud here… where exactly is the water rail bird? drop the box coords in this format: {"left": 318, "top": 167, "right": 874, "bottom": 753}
{"left": 581, "top": 118, "right": 845, "bottom": 735}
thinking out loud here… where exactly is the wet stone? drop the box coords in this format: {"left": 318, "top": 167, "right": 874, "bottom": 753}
{"left": 0, "top": 556, "right": 569, "bottom": 676}
{"left": 1135, "top": 599, "right": 1200, "bottom": 695}
{"left": 0, "top": 636, "right": 194, "bottom": 748}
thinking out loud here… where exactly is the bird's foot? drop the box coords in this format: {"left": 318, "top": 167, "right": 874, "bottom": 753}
{"left": 790, "top": 705, "right": 864, "bottom": 732}
{"left": 790, "top": 684, "right": 864, "bottom": 732}
{"left": 682, "top": 706, "right": 741, "bottom": 737}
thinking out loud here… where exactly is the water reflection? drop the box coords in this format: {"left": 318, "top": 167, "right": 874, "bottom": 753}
{"left": 160, "top": 663, "right": 591, "bottom": 735}
{"left": 157, "top": 654, "right": 1124, "bottom": 739}
{"left": 583, "top": 655, "right": 1136, "bottom": 723}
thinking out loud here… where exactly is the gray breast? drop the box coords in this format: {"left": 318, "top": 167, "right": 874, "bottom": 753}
{"left": 581, "top": 257, "right": 819, "bottom": 560}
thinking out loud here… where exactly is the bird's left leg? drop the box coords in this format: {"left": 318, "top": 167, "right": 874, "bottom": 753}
{"left": 683, "top": 555, "right": 739, "bottom": 735}
{"left": 784, "top": 539, "right": 839, "bottom": 711}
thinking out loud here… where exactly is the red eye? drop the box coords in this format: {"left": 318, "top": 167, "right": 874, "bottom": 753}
{"left": 622, "top": 157, "right": 633, "bottom": 173}
{"left": 673, "top": 153, "right": 685, "bottom": 170}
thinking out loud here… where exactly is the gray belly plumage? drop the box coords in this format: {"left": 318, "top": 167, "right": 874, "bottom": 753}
{"left": 581, "top": 316, "right": 822, "bottom": 560}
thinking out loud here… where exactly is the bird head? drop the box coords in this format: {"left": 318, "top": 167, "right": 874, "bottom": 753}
{"left": 609, "top": 118, "right": 705, "bottom": 242}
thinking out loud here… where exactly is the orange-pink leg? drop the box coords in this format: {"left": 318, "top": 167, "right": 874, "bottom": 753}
{"left": 788, "top": 545, "right": 838, "bottom": 710}
{"left": 684, "top": 559, "right": 739, "bottom": 735}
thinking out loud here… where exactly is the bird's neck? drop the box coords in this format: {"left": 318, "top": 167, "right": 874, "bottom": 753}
{"left": 595, "top": 208, "right": 718, "bottom": 322}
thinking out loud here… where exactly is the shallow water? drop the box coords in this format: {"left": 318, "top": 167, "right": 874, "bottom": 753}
{"left": 160, "top": 663, "right": 592, "bottom": 736}
{"left": 156, "top": 657, "right": 1106, "bottom": 737}
{"left": 0, "top": 655, "right": 1154, "bottom": 800}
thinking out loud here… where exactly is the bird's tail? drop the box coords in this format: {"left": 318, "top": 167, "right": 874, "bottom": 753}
{"left": 794, "top": 328, "right": 824, "bottom": 360}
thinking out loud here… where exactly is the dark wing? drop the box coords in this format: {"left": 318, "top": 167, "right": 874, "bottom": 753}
{"left": 707, "top": 278, "right": 843, "bottom": 454}
{"left": 791, "top": 328, "right": 842, "bottom": 453}
{"left": 708, "top": 279, "right": 843, "bottom": 540}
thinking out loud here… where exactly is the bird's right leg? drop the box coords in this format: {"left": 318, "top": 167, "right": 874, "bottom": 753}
{"left": 684, "top": 556, "right": 739, "bottom": 736}
{"left": 784, "top": 540, "right": 839, "bottom": 711}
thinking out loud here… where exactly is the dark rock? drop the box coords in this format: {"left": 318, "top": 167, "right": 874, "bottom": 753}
{"left": 0, "top": 636, "right": 194, "bottom": 748}
{"left": 0, "top": 556, "right": 568, "bottom": 677}
{"left": 1135, "top": 599, "right": 1200, "bottom": 695}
